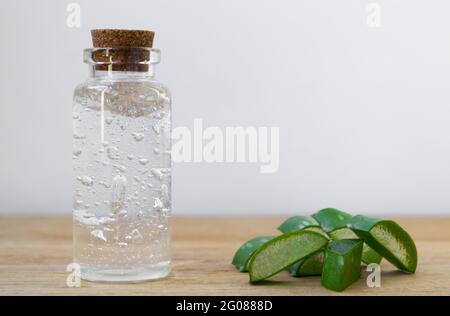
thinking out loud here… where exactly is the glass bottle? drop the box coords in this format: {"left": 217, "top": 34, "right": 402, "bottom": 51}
{"left": 72, "top": 30, "right": 172, "bottom": 282}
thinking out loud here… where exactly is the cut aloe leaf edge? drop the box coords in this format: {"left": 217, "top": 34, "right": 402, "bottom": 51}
{"left": 321, "top": 239, "right": 363, "bottom": 292}
{"left": 232, "top": 236, "right": 273, "bottom": 272}
{"left": 289, "top": 251, "right": 324, "bottom": 277}
{"left": 329, "top": 227, "right": 382, "bottom": 264}
{"left": 248, "top": 230, "right": 329, "bottom": 283}
{"left": 348, "top": 215, "right": 418, "bottom": 273}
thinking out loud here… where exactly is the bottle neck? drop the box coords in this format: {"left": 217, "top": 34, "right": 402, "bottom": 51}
{"left": 89, "top": 65, "right": 156, "bottom": 79}
{"left": 84, "top": 47, "right": 161, "bottom": 79}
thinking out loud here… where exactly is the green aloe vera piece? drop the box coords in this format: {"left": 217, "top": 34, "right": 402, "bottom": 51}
{"left": 248, "top": 231, "right": 328, "bottom": 283}
{"left": 278, "top": 216, "right": 320, "bottom": 233}
{"left": 289, "top": 252, "right": 324, "bottom": 277}
{"left": 321, "top": 239, "right": 363, "bottom": 292}
{"left": 232, "top": 236, "right": 273, "bottom": 272}
{"left": 330, "top": 228, "right": 382, "bottom": 264}
{"left": 278, "top": 216, "right": 330, "bottom": 239}
{"left": 313, "top": 208, "right": 381, "bottom": 264}
{"left": 312, "top": 208, "right": 353, "bottom": 233}
{"left": 278, "top": 217, "right": 329, "bottom": 276}
{"left": 348, "top": 215, "right": 418, "bottom": 273}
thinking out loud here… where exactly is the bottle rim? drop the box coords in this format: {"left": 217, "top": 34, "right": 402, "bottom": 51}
{"left": 83, "top": 47, "right": 161, "bottom": 65}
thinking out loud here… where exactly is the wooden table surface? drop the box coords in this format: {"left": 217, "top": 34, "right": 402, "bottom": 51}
{"left": 0, "top": 216, "right": 449, "bottom": 295}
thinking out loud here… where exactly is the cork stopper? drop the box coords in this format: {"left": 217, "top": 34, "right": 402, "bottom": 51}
{"left": 90, "top": 29, "right": 155, "bottom": 72}
{"left": 91, "top": 29, "right": 155, "bottom": 48}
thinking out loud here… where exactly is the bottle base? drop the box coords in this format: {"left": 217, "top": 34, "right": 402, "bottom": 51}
{"left": 79, "top": 262, "right": 171, "bottom": 283}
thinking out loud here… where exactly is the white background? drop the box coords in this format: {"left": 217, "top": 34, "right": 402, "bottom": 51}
{"left": 1, "top": 0, "right": 450, "bottom": 216}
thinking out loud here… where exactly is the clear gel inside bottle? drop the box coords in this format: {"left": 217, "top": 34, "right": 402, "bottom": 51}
{"left": 72, "top": 34, "right": 172, "bottom": 282}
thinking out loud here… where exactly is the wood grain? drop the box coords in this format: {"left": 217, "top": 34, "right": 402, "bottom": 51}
{"left": 0, "top": 216, "right": 449, "bottom": 295}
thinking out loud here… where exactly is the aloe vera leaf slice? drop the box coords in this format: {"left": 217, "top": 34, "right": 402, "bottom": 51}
{"left": 289, "top": 251, "right": 324, "bottom": 277}
{"left": 278, "top": 220, "right": 329, "bottom": 276}
{"left": 278, "top": 216, "right": 320, "bottom": 233}
{"left": 232, "top": 236, "right": 273, "bottom": 272}
{"left": 248, "top": 231, "right": 328, "bottom": 283}
{"left": 329, "top": 228, "right": 382, "bottom": 264}
{"left": 304, "top": 226, "right": 331, "bottom": 239}
{"left": 348, "top": 215, "right": 417, "bottom": 273}
{"left": 321, "top": 239, "right": 363, "bottom": 292}
{"left": 312, "top": 208, "right": 353, "bottom": 233}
